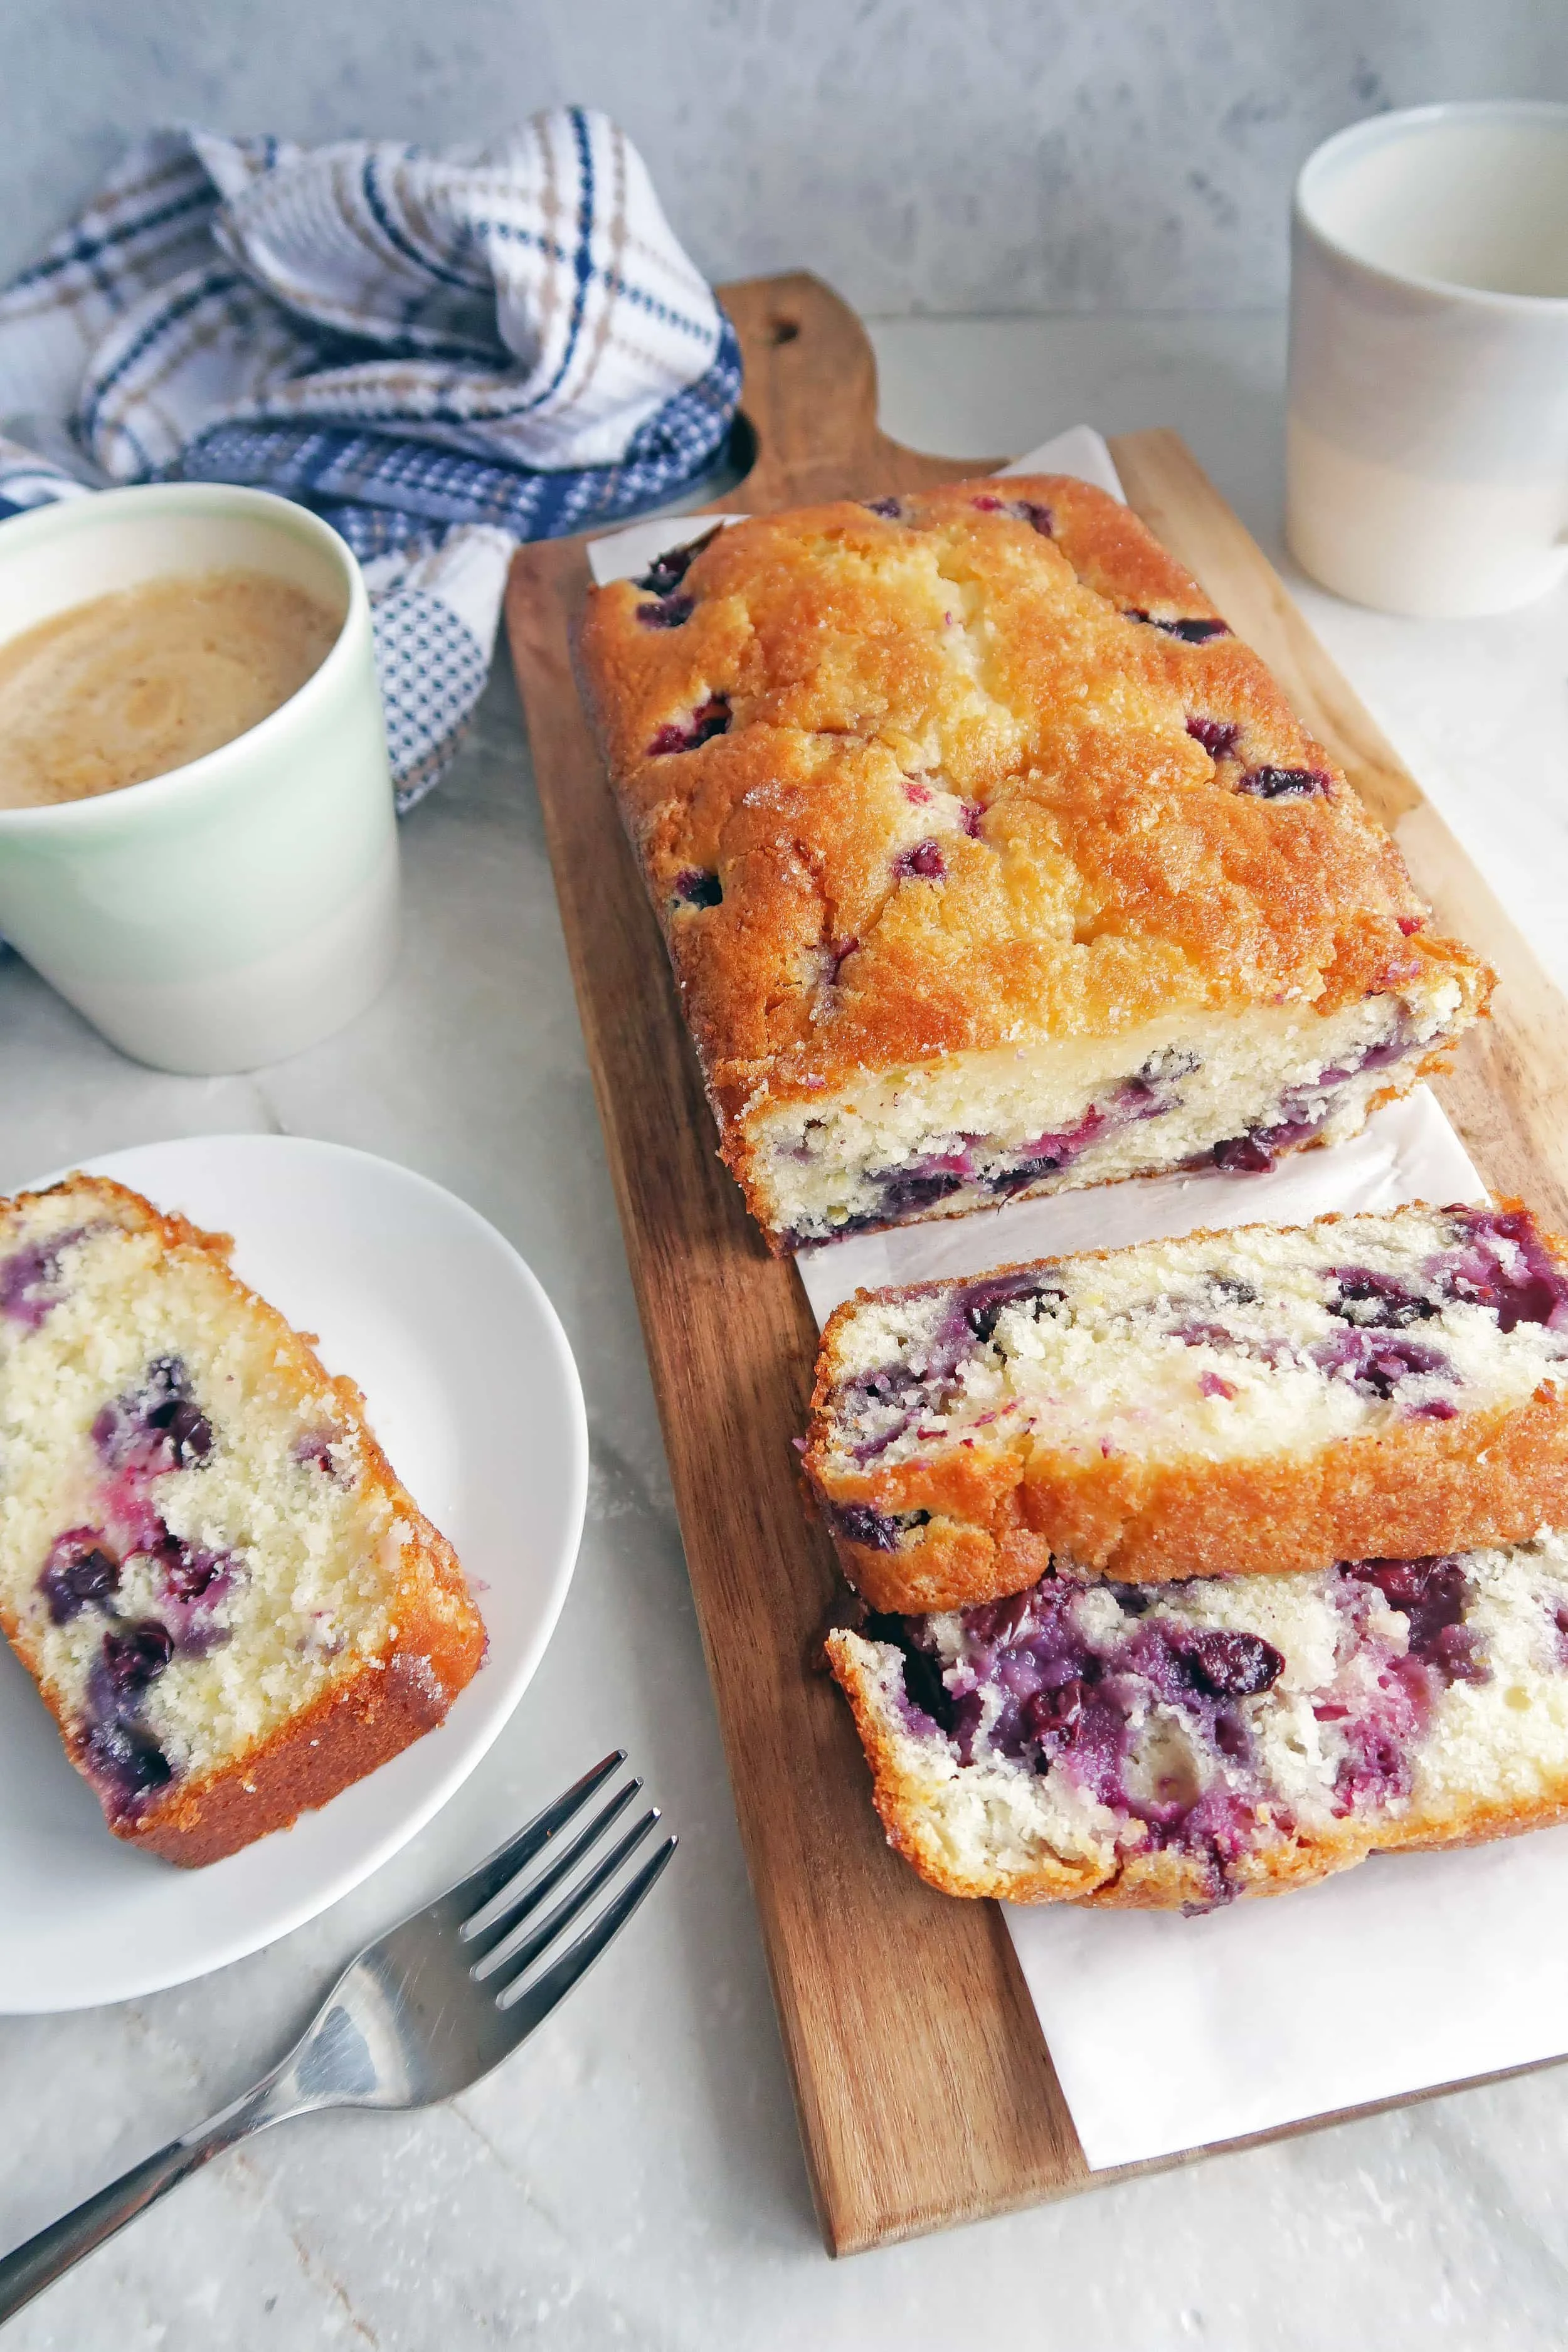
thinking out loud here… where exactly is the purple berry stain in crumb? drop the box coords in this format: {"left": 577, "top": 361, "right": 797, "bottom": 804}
{"left": 1310, "top": 1325, "right": 1452, "bottom": 1400}
{"left": 635, "top": 593, "right": 694, "bottom": 629}
{"left": 1187, "top": 716, "right": 1242, "bottom": 761}
{"left": 958, "top": 799, "right": 984, "bottom": 837}
{"left": 0, "top": 1228, "right": 88, "bottom": 1328}
{"left": 814, "top": 1061, "right": 1192, "bottom": 1245}
{"left": 93, "top": 1357, "right": 212, "bottom": 1476}
{"left": 1436, "top": 1205, "right": 1568, "bottom": 1333}
{"left": 882, "top": 1556, "right": 1503, "bottom": 1895}
{"left": 884, "top": 1578, "right": 1290, "bottom": 1904}
{"left": 861, "top": 1611, "right": 956, "bottom": 1734}
{"left": 647, "top": 695, "right": 730, "bottom": 757}
{"left": 1237, "top": 765, "right": 1332, "bottom": 801}
{"left": 1172, "top": 1316, "right": 1292, "bottom": 1369}
{"left": 1328, "top": 1268, "right": 1437, "bottom": 1330}
{"left": 1326, "top": 1556, "right": 1489, "bottom": 1809}
{"left": 1177, "top": 1628, "right": 1285, "bottom": 1699}
{"left": 958, "top": 1268, "right": 1064, "bottom": 1347}
{"left": 80, "top": 1623, "right": 177, "bottom": 1815}
{"left": 672, "top": 866, "right": 723, "bottom": 909}
{"left": 80, "top": 1705, "right": 172, "bottom": 1813}
{"left": 147, "top": 1527, "right": 231, "bottom": 1605}
{"left": 896, "top": 840, "right": 946, "bottom": 882}
{"left": 1348, "top": 1557, "right": 1488, "bottom": 1687}
{"left": 1211, "top": 1134, "right": 1274, "bottom": 1173}
{"left": 38, "top": 1529, "right": 120, "bottom": 1625}
{"left": 839, "top": 1273, "right": 1054, "bottom": 1462}
{"left": 861, "top": 496, "right": 903, "bottom": 519}
{"left": 103, "top": 1619, "right": 174, "bottom": 1695}
{"left": 1211, "top": 1025, "right": 1416, "bottom": 1175}
{"left": 829, "top": 1502, "right": 931, "bottom": 1551}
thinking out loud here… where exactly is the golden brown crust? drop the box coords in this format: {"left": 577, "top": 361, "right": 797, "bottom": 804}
{"left": 825, "top": 1628, "right": 1568, "bottom": 1910}
{"left": 118, "top": 1591, "right": 484, "bottom": 1867}
{"left": 820, "top": 1395, "right": 1568, "bottom": 1610}
{"left": 0, "top": 1173, "right": 487, "bottom": 1866}
{"left": 576, "top": 478, "right": 1490, "bottom": 1243}
{"left": 1, "top": 1169, "right": 237, "bottom": 1263}
{"left": 805, "top": 1203, "right": 1568, "bottom": 1608}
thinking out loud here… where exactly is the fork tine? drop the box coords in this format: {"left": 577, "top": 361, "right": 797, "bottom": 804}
{"left": 460, "top": 1777, "right": 642, "bottom": 1944}
{"left": 471, "top": 1808, "right": 662, "bottom": 1983}
{"left": 442, "top": 1751, "right": 625, "bottom": 1922}
{"left": 492, "top": 1837, "right": 678, "bottom": 2021}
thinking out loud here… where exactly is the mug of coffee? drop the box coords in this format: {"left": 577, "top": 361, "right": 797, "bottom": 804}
{"left": 0, "top": 483, "right": 399, "bottom": 1073}
{"left": 1287, "top": 100, "right": 1568, "bottom": 617}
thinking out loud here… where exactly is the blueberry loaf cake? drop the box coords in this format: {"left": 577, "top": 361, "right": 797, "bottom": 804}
{"left": 0, "top": 1176, "right": 486, "bottom": 1865}
{"left": 578, "top": 478, "right": 1490, "bottom": 1251}
{"left": 805, "top": 1202, "right": 1568, "bottom": 1610}
{"left": 826, "top": 1535, "right": 1568, "bottom": 1909}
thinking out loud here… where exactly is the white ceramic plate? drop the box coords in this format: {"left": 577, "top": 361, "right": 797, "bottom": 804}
{"left": 0, "top": 1134, "right": 588, "bottom": 2013}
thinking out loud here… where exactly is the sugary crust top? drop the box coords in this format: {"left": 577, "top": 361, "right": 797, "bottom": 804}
{"left": 577, "top": 477, "right": 1484, "bottom": 1130}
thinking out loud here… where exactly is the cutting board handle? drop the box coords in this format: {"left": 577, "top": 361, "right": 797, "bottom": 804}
{"left": 715, "top": 272, "right": 997, "bottom": 510}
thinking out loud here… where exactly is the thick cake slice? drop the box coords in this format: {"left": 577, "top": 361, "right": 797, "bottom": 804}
{"left": 805, "top": 1202, "right": 1568, "bottom": 1610}
{"left": 578, "top": 477, "right": 1490, "bottom": 1251}
{"left": 826, "top": 1535, "right": 1568, "bottom": 1910}
{"left": 0, "top": 1176, "right": 486, "bottom": 1865}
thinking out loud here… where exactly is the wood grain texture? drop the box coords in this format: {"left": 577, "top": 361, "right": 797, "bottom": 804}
{"left": 505, "top": 273, "right": 1568, "bottom": 2253}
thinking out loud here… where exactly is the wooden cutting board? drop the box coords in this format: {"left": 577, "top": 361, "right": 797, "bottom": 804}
{"left": 504, "top": 272, "right": 1568, "bottom": 2254}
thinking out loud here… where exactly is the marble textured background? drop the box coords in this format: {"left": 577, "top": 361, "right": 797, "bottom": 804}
{"left": 4, "top": 0, "right": 1568, "bottom": 312}
{"left": 9, "top": 13, "right": 1568, "bottom": 2346}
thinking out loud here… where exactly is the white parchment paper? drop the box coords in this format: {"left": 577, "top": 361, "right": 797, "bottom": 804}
{"left": 591, "top": 433, "right": 1568, "bottom": 2173}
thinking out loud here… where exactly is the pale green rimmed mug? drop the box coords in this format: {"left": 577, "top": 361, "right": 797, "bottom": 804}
{"left": 0, "top": 484, "right": 400, "bottom": 1073}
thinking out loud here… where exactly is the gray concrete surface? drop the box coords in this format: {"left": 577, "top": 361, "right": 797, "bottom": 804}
{"left": 4, "top": 0, "right": 1568, "bottom": 312}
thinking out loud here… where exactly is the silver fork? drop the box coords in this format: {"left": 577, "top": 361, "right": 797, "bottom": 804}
{"left": 0, "top": 1752, "right": 674, "bottom": 2327}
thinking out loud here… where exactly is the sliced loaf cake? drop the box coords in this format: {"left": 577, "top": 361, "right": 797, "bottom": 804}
{"left": 805, "top": 1201, "right": 1568, "bottom": 1610}
{"left": 827, "top": 1534, "right": 1568, "bottom": 1910}
{"left": 578, "top": 477, "right": 1490, "bottom": 1251}
{"left": 0, "top": 1175, "right": 485, "bottom": 1865}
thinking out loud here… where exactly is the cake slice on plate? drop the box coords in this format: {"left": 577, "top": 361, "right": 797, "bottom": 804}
{"left": 0, "top": 1174, "right": 485, "bottom": 1866}
{"left": 805, "top": 1201, "right": 1568, "bottom": 1610}
{"left": 827, "top": 1533, "right": 1568, "bottom": 1910}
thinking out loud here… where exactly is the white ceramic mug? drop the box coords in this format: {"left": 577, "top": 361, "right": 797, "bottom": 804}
{"left": 1287, "top": 101, "right": 1568, "bottom": 617}
{"left": 0, "top": 484, "right": 400, "bottom": 1074}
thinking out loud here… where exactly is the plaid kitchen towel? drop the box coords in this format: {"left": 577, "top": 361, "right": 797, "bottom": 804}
{"left": 0, "top": 112, "right": 740, "bottom": 809}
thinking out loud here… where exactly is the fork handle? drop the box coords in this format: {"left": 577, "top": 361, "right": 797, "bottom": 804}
{"left": 0, "top": 2092, "right": 273, "bottom": 2324}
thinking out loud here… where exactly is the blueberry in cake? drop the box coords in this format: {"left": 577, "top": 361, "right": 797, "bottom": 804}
{"left": 0, "top": 1176, "right": 485, "bottom": 1865}
{"left": 577, "top": 478, "right": 1490, "bottom": 1251}
{"left": 805, "top": 1202, "right": 1568, "bottom": 1609}
{"left": 826, "top": 1533, "right": 1568, "bottom": 1910}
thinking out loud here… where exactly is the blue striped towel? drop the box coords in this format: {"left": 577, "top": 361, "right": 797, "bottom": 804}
{"left": 0, "top": 112, "right": 740, "bottom": 809}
